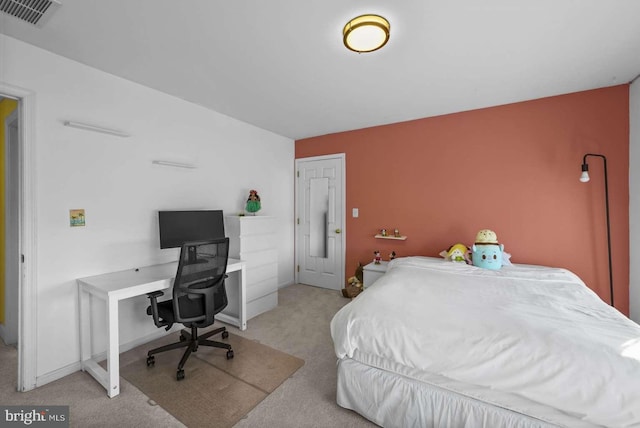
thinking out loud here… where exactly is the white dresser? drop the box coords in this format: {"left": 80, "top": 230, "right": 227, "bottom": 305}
{"left": 225, "top": 216, "right": 278, "bottom": 319}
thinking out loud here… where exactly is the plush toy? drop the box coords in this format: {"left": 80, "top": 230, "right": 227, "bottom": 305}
{"left": 354, "top": 262, "right": 363, "bottom": 283}
{"left": 447, "top": 244, "right": 468, "bottom": 262}
{"left": 342, "top": 263, "right": 364, "bottom": 298}
{"left": 373, "top": 250, "right": 382, "bottom": 264}
{"left": 471, "top": 229, "right": 504, "bottom": 270}
{"left": 347, "top": 276, "right": 361, "bottom": 287}
{"left": 439, "top": 243, "right": 470, "bottom": 263}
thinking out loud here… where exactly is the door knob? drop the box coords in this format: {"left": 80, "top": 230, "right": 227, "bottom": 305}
{"left": 335, "top": 228, "right": 342, "bottom": 234}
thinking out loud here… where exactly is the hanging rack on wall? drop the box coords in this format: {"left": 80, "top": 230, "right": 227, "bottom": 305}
{"left": 63, "top": 120, "right": 130, "bottom": 137}
{"left": 151, "top": 160, "right": 197, "bottom": 169}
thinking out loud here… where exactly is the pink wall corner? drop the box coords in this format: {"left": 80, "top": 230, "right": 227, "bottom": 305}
{"left": 296, "top": 86, "right": 630, "bottom": 315}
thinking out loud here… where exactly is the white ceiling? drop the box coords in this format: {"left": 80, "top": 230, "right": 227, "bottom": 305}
{"left": 2, "top": 0, "right": 640, "bottom": 140}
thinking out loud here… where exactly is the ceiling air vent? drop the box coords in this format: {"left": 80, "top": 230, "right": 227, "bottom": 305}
{"left": 0, "top": 0, "right": 61, "bottom": 27}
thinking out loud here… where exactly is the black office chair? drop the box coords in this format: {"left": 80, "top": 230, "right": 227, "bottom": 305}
{"left": 145, "top": 238, "right": 234, "bottom": 380}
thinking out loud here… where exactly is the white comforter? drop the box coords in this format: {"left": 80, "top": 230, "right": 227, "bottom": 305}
{"left": 331, "top": 257, "right": 640, "bottom": 427}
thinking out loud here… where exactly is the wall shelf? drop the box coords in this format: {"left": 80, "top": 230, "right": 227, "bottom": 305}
{"left": 374, "top": 234, "right": 407, "bottom": 240}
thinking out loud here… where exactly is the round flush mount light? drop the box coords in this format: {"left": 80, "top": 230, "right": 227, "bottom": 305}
{"left": 343, "top": 14, "right": 390, "bottom": 53}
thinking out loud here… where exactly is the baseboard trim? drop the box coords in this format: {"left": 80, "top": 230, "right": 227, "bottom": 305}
{"left": 87, "top": 329, "right": 174, "bottom": 363}
{"left": 36, "top": 361, "right": 81, "bottom": 388}
{"left": 279, "top": 280, "right": 295, "bottom": 289}
{"left": 35, "top": 329, "right": 176, "bottom": 388}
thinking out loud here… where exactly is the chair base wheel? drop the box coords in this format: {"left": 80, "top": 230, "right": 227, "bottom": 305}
{"left": 146, "top": 356, "right": 155, "bottom": 367}
{"left": 226, "top": 349, "right": 234, "bottom": 359}
{"left": 222, "top": 330, "right": 229, "bottom": 339}
{"left": 177, "top": 369, "right": 185, "bottom": 380}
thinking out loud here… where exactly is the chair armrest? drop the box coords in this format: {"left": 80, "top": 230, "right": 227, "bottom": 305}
{"left": 147, "top": 290, "right": 164, "bottom": 299}
{"left": 146, "top": 291, "right": 170, "bottom": 330}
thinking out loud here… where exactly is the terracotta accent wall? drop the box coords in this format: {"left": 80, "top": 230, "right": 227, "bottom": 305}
{"left": 296, "top": 86, "right": 630, "bottom": 315}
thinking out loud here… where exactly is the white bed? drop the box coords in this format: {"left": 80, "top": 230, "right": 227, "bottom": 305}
{"left": 330, "top": 257, "right": 640, "bottom": 428}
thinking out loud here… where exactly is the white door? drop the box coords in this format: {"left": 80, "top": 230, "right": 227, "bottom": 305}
{"left": 295, "top": 154, "right": 345, "bottom": 290}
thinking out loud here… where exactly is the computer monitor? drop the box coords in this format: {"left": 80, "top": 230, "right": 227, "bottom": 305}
{"left": 158, "top": 210, "right": 225, "bottom": 249}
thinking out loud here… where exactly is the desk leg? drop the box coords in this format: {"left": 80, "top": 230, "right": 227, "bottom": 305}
{"left": 78, "top": 283, "right": 91, "bottom": 367}
{"left": 239, "top": 264, "right": 247, "bottom": 331}
{"left": 106, "top": 296, "right": 120, "bottom": 397}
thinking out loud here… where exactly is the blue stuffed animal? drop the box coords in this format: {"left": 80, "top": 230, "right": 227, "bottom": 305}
{"left": 471, "top": 229, "right": 504, "bottom": 270}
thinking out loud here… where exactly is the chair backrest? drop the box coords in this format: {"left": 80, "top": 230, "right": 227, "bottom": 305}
{"left": 172, "top": 238, "right": 229, "bottom": 328}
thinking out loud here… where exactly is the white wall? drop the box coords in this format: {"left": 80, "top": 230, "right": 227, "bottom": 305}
{"left": 1, "top": 35, "right": 295, "bottom": 381}
{"left": 631, "top": 79, "right": 640, "bottom": 323}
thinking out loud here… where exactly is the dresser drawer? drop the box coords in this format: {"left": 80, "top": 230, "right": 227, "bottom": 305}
{"left": 239, "top": 233, "right": 277, "bottom": 253}
{"left": 246, "top": 292, "right": 278, "bottom": 319}
{"left": 237, "top": 217, "right": 277, "bottom": 236}
{"left": 246, "top": 263, "right": 278, "bottom": 286}
{"left": 239, "top": 248, "right": 278, "bottom": 269}
{"left": 247, "top": 277, "right": 278, "bottom": 302}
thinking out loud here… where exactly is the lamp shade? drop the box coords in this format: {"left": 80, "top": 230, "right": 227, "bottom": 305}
{"left": 343, "top": 14, "right": 390, "bottom": 53}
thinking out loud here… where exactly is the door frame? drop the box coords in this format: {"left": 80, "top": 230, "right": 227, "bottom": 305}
{"left": 294, "top": 153, "right": 346, "bottom": 288}
{"left": 1, "top": 81, "right": 37, "bottom": 392}
{"left": 2, "top": 108, "right": 19, "bottom": 345}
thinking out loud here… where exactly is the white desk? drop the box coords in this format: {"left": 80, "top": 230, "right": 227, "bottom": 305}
{"left": 77, "top": 258, "right": 246, "bottom": 398}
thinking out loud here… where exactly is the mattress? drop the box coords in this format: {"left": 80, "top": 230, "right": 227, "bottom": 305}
{"left": 331, "top": 257, "right": 640, "bottom": 427}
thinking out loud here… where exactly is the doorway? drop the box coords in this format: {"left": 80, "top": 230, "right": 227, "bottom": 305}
{"left": 295, "top": 154, "right": 345, "bottom": 290}
{"left": 1, "top": 102, "right": 19, "bottom": 346}
{"left": 0, "top": 82, "right": 37, "bottom": 392}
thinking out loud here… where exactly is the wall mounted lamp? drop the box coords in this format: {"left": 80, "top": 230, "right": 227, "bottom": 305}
{"left": 63, "top": 120, "right": 130, "bottom": 137}
{"left": 343, "top": 14, "right": 390, "bottom": 53}
{"left": 580, "top": 153, "right": 614, "bottom": 307}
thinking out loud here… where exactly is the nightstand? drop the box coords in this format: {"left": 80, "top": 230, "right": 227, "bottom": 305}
{"left": 363, "top": 261, "right": 389, "bottom": 289}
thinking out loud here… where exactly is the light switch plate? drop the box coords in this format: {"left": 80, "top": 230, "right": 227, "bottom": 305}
{"left": 352, "top": 208, "right": 359, "bottom": 218}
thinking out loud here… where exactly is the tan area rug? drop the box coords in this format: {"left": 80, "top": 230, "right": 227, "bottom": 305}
{"left": 117, "top": 332, "right": 304, "bottom": 428}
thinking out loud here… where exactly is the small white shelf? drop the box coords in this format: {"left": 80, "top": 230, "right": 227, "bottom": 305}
{"left": 374, "top": 234, "right": 407, "bottom": 240}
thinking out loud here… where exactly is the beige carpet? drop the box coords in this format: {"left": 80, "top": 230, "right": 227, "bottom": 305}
{"left": 117, "top": 331, "right": 304, "bottom": 428}
{"left": 2, "top": 285, "right": 374, "bottom": 427}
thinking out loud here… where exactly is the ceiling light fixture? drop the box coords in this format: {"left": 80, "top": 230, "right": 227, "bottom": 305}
{"left": 343, "top": 14, "right": 390, "bottom": 53}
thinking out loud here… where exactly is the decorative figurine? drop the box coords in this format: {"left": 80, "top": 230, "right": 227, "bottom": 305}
{"left": 389, "top": 251, "right": 396, "bottom": 260}
{"left": 373, "top": 250, "right": 382, "bottom": 264}
{"left": 380, "top": 229, "right": 388, "bottom": 237}
{"left": 245, "top": 189, "right": 261, "bottom": 215}
{"left": 394, "top": 228, "right": 400, "bottom": 237}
